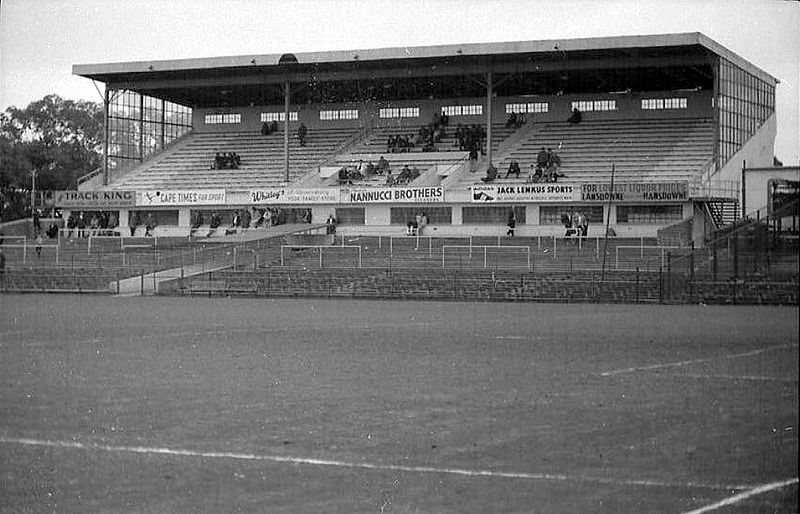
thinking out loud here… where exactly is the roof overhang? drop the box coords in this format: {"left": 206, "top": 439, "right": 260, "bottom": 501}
{"left": 73, "top": 32, "right": 777, "bottom": 84}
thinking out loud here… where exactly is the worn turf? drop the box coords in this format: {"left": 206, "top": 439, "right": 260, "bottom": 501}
{"left": 0, "top": 295, "right": 797, "bottom": 513}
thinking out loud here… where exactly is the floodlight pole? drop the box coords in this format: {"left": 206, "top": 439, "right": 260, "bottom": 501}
{"left": 598, "top": 137, "right": 631, "bottom": 296}
{"left": 599, "top": 162, "right": 615, "bottom": 286}
{"left": 30, "top": 169, "right": 37, "bottom": 213}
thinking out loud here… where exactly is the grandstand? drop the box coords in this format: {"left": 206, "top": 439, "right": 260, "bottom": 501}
{"left": 69, "top": 33, "right": 778, "bottom": 242}
{"left": 3, "top": 32, "right": 794, "bottom": 302}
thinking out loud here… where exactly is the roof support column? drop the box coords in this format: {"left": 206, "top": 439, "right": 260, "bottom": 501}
{"left": 102, "top": 87, "right": 110, "bottom": 186}
{"left": 283, "top": 79, "right": 290, "bottom": 183}
{"left": 139, "top": 93, "right": 145, "bottom": 162}
{"left": 486, "top": 71, "right": 493, "bottom": 167}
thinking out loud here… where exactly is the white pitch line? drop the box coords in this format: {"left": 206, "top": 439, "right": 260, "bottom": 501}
{"left": 0, "top": 436, "right": 749, "bottom": 491}
{"left": 600, "top": 344, "right": 799, "bottom": 377}
{"left": 681, "top": 477, "right": 798, "bottom": 514}
{"left": 676, "top": 374, "right": 798, "bottom": 383}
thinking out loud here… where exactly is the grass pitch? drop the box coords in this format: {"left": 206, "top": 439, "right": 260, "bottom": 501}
{"left": 1, "top": 295, "right": 797, "bottom": 513}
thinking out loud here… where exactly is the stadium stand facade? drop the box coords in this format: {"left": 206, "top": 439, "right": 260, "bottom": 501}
{"left": 67, "top": 32, "right": 779, "bottom": 245}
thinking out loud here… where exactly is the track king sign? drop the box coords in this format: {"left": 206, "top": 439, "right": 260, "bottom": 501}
{"left": 54, "top": 190, "right": 135, "bottom": 208}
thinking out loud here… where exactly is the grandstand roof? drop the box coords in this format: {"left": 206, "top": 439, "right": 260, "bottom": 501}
{"left": 73, "top": 32, "right": 777, "bottom": 107}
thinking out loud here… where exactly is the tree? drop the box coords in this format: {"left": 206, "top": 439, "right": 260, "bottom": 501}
{"left": 0, "top": 94, "right": 102, "bottom": 192}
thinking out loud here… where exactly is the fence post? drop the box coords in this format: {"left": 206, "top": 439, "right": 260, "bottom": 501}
{"left": 635, "top": 266, "right": 640, "bottom": 304}
{"left": 712, "top": 244, "right": 717, "bottom": 280}
{"left": 666, "top": 252, "right": 671, "bottom": 302}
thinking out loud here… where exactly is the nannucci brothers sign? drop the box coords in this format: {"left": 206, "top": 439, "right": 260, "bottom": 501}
{"left": 54, "top": 190, "right": 135, "bottom": 208}
{"left": 346, "top": 186, "right": 445, "bottom": 203}
{"left": 579, "top": 182, "right": 688, "bottom": 202}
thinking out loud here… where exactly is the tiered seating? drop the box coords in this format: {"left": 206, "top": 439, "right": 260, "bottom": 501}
{"left": 469, "top": 118, "right": 713, "bottom": 186}
{"left": 353, "top": 123, "right": 518, "bottom": 156}
{"left": 330, "top": 123, "right": 518, "bottom": 187}
{"left": 109, "top": 128, "right": 360, "bottom": 190}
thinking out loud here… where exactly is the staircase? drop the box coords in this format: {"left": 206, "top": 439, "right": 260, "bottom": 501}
{"left": 704, "top": 200, "right": 739, "bottom": 229}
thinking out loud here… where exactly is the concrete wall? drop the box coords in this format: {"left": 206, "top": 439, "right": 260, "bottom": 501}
{"left": 715, "top": 113, "right": 777, "bottom": 194}
{"left": 744, "top": 166, "right": 800, "bottom": 216}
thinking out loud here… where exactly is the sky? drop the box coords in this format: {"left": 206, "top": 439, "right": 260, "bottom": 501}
{"left": 1, "top": 0, "right": 798, "bottom": 163}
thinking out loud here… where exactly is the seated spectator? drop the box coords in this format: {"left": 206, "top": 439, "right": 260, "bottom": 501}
{"left": 536, "top": 147, "right": 548, "bottom": 174}
{"left": 527, "top": 163, "right": 543, "bottom": 183}
{"left": 190, "top": 211, "right": 204, "bottom": 236}
{"left": 253, "top": 209, "right": 265, "bottom": 228}
{"left": 297, "top": 123, "right": 307, "bottom": 146}
{"left": 567, "top": 107, "right": 582, "bottom": 124}
{"left": 207, "top": 212, "right": 221, "bottom": 237}
{"left": 505, "top": 161, "right": 521, "bottom": 178}
{"left": 385, "top": 170, "right": 396, "bottom": 186}
{"left": 338, "top": 166, "right": 351, "bottom": 185}
{"left": 46, "top": 222, "right": 59, "bottom": 239}
{"left": 349, "top": 167, "right": 364, "bottom": 182}
{"left": 377, "top": 156, "right": 389, "bottom": 174}
{"left": 144, "top": 213, "right": 156, "bottom": 237}
{"left": 505, "top": 112, "right": 518, "bottom": 128}
{"left": 261, "top": 121, "right": 272, "bottom": 135}
{"left": 396, "top": 165, "right": 417, "bottom": 185}
{"left": 561, "top": 212, "right": 574, "bottom": 237}
{"left": 357, "top": 160, "right": 368, "bottom": 177}
{"left": 213, "top": 152, "right": 224, "bottom": 169}
{"left": 406, "top": 218, "right": 418, "bottom": 236}
{"left": 481, "top": 164, "right": 498, "bottom": 183}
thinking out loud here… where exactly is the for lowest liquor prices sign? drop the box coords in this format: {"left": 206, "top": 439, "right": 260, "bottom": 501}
{"left": 579, "top": 182, "right": 688, "bottom": 202}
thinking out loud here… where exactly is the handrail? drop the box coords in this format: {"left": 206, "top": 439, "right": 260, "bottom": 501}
{"left": 77, "top": 166, "right": 103, "bottom": 185}
{"left": 320, "top": 122, "right": 374, "bottom": 169}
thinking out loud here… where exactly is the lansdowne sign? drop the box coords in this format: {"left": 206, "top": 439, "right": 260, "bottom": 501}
{"left": 471, "top": 182, "right": 689, "bottom": 203}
